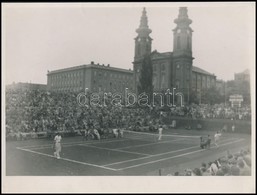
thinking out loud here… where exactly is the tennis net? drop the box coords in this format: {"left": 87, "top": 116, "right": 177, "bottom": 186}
{"left": 121, "top": 129, "right": 201, "bottom": 143}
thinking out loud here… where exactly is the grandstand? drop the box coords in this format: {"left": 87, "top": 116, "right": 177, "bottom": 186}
{"left": 5, "top": 88, "right": 252, "bottom": 176}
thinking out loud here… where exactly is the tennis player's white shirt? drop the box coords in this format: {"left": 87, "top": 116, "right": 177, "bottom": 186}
{"left": 54, "top": 135, "right": 62, "bottom": 143}
{"left": 214, "top": 133, "right": 221, "bottom": 142}
{"left": 158, "top": 127, "right": 163, "bottom": 141}
{"left": 112, "top": 129, "right": 118, "bottom": 137}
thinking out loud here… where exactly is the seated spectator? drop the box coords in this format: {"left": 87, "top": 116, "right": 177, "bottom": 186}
{"left": 193, "top": 168, "right": 202, "bottom": 176}
{"left": 221, "top": 164, "right": 231, "bottom": 176}
{"left": 173, "top": 172, "right": 179, "bottom": 176}
{"left": 238, "top": 159, "right": 251, "bottom": 176}
{"left": 93, "top": 129, "right": 100, "bottom": 140}
{"left": 170, "top": 120, "right": 176, "bottom": 128}
{"left": 230, "top": 165, "right": 240, "bottom": 176}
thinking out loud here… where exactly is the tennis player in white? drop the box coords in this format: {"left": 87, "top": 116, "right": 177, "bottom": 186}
{"left": 54, "top": 133, "right": 62, "bottom": 159}
{"left": 214, "top": 131, "right": 222, "bottom": 148}
{"left": 158, "top": 125, "right": 163, "bottom": 141}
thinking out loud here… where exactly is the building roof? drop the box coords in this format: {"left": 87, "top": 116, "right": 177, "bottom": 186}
{"left": 48, "top": 63, "right": 133, "bottom": 75}
{"left": 192, "top": 66, "right": 215, "bottom": 76}
{"left": 151, "top": 50, "right": 172, "bottom": 60}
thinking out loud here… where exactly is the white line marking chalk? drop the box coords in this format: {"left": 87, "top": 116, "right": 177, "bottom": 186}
{"left": 116, "top": 138, "right": 245, "bottom": 170}
{"left": 16, "top": 147, "right": 117, "bottom": 171}
{"left": 104, "top": 137, "right": 237, "bottom": 166}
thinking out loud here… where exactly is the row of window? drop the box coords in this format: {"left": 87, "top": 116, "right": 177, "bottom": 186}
{"left": 92, "top": 85, "right": 133, "bottom": 92}
{"left": 50, "top": 79, "right": 82, "bottom": 87}
{"left": 93, "top": 70, "right": 132, "bottom": 81}
{"left": 52, "top": 87, "right": 83, "bottom": 92}
{"left": 50, "top": 72, "right": 83, "bottom": 80}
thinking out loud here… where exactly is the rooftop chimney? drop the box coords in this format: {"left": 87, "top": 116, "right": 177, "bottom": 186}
{"left": 91, "top": 61, "right": 94, "bottom": 65}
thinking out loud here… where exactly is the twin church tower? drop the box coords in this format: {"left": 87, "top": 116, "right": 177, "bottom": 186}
{"left": 133, "top": 7, "right": 194, "bottom": 102}
{"left": 47, "top": 7, "right": 216, "bottom": 104}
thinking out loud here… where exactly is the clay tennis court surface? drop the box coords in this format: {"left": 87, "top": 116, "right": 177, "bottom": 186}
{"left": 6, "top": 129, "right": 251, "bottom": 175}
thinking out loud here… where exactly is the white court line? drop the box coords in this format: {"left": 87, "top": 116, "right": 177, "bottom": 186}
{"left": 124, "top": 130, "right": 201, "bottom": 138}
{"left": 103, "top": 137, "right": 238, "bottom": 166}
{"left": 78, "top": 144, "right": 151, "bottom": 156}
{"left": 16, "top": 147, "right": 117, "bottom": 171}
{"left": 19, "top": 138, "right": 129, "bottom": 150}
{"left": 116, "top": 138, "right": 245, "bottom": 171}
{"left": 118, "top": 138, "right": 187, "bottom": 149}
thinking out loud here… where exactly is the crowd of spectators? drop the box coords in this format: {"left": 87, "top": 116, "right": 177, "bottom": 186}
{"left": 6, "top": 89, "right": 160, "bottom": 137}
{"left": 169, "top": 103, "right": 251, "bottom": 120}
{"left": 6, "top": 88, "right": 251, "bottom": 139}
{"left": 168, "top": 148, "right": 251, "bottom": 176}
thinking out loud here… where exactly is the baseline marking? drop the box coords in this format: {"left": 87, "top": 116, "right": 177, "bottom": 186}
{"left": 16, "top": 147, "right": 118, "bottom": 171}
{"left": 19, "top": 138, "right": 133, "bottom": 150}
{"left": 116, "top": 138, "right": 245, "bottom": 171}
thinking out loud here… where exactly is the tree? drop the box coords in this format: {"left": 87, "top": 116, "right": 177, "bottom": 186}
{"left": 137, "top": 54, "right": 153, "bottom": 101}
{"left": 204, "top": 86, "right": 223, "bottom": 105}
{"left": 226, "top": 80, "right": 251, "bottom": 105}
{"left": 189, "top": 90, "right": 198, "bottom": 104}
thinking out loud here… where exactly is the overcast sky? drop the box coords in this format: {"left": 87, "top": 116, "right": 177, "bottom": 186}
{"left": 2, "top": 2, "right": 255, "bottom": 85}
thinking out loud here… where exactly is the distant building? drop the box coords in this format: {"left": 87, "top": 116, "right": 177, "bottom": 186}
{"left": 234, "top": 69, "right": 250, "bottom": 83}
{"left": 133, "top": 7, "right": 216, "bottom": 104}
{"left": 215, "top": 79, "right": 226, "bottom": 96}
{"left": 47, "top": 62, "right": 134, "bottom": 93}
{"left": 47, "top": 7, "right": 217, "bottom": 105}
{"left": 6, "top": 82, "right": 47, "bottom": 91}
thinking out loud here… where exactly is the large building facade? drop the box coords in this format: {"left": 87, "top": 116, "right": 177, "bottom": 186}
{"left": 133, "top": 7, "right": 216, "bottom": 104}
{"left": 47, "top": 7, "right": 216, "bottom": 104}
{"left": 234, "top": 69, "right": 250, "bottom": 83}
{"left": 47, "top": 62, "right": 134, "bottom": 93}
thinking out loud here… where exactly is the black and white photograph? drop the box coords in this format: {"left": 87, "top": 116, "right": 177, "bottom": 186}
{"left": 2, "top": 2, "right": 255, "bottom": 193}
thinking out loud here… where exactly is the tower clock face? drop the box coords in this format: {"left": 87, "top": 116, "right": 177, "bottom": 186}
{"left": 177, "top": 29, "right": 181, "bottom": 33}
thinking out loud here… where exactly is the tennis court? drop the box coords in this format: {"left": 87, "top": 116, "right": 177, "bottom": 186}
{"left": 7, "top": 129, "right": 251, "bottom": 175}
